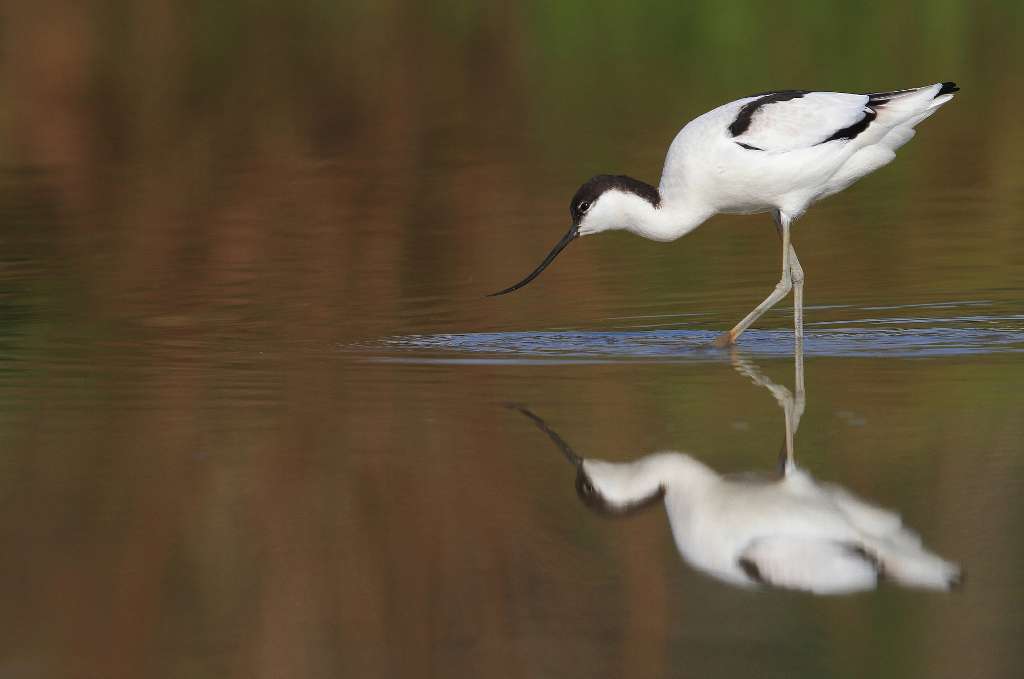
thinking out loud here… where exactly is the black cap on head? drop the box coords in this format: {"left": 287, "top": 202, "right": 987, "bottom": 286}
{"left": 575, "top": 467, "right": 665, "bottom": 517}
{"left": 569, "top": 174, "right": 661, "bottom": 225}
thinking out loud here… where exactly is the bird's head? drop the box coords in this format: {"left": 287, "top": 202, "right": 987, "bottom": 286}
{"left": 571, "top": 175, "right": 661, "bottom": 237}
{"left": 575, "top": 459, "right": 666, "bottom": 517}
{"left": 488, "top": 174, "right": 661, "bottom": 296}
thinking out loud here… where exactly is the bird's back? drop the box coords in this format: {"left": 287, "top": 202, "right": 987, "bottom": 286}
{"left": 666, "top": 467, "right": 960, "bottom": 592}
{"left": 659, "top": 83, "right": 958, "bottom": 217}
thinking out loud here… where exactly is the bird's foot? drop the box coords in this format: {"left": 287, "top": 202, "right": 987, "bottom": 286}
{"left": 712, "top": 331, "right": 737, "bottom": 348}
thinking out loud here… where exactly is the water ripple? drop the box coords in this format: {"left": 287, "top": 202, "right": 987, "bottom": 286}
{"left": 354, "top": 312, "right": 1024, "bottom": 363}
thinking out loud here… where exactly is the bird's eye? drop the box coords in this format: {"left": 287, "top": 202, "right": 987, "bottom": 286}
{"left": 578, "top": 201, "right": 590, "bottom": 214}
{"left": 582, "top": 480, "right": 594, "bottom": 495}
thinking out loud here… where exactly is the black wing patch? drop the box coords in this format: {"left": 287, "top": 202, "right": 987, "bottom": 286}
{"left": 843, "top": 544, "right": 884, "bottom": 578}
{"left": 728, "top": 90, "right": 807, "bottom": 137}
{"left": 739, "top": 557, "right": 766, "bottom": 584}
{"left": 819, "top": 108, "right": 878, "bottom": 144}
{"left": 731, "top": 83, "right": 956, "bottom": 149}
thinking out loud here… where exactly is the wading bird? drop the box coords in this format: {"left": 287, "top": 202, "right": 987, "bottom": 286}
{"left": 491, "top": 83, "right": 959, "bottom": 346}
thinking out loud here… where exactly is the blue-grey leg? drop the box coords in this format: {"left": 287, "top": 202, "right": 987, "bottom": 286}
{"left": 774, "top": 209, "right": 805, "bottom": 344}
{"left": 713, "top": 210, "right": 795, "bottom": 347}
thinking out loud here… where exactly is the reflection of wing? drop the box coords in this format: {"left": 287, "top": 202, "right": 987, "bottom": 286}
{"left": 872, "top": 541, "right": 962, "bottom": 589}
{"left": 728, "top": 91, "right": 872, "bottom": 152}
{"left": 738, "top": 537, "right": 878, "bottom": 594}
{"left": 823, "top": 483, "right": 922, "bottom": 548}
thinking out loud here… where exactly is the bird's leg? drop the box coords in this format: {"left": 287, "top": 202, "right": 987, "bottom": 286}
{"left": 713, "top": 212, "right": 793, "bottom": 347}
{"left": 773, "top": 209, "right": 806, "bottom": 345}
{"left": 791, "top": 252, "right": 805, "bottom": 341}
{"left": 789, "top": 245, "right": 805, "bottom": 344}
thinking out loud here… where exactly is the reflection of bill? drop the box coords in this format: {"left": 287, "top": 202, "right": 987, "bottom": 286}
{"left": 507, "top": 351, "right": 962, "bottom": 595}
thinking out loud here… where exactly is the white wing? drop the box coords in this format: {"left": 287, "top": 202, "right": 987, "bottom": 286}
{"left": 821, "top": 482, "right": 919, "bottom": 546}
{"left": 739, "top": 537, "right": 879, "bottom": 594}
{"left": 728, "top": 91, "right": 872, "bottom": 153}
{"left": 729, "top": 84, "right": 956, "bottom": 154}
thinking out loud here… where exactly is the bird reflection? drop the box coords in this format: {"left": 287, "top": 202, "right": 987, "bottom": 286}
{"left": 510, "top": 349, "right": 962, "bottom": 594}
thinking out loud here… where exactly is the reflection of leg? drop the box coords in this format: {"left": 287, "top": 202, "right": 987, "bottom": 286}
{"left": 713, "top": 212, "right": 794, "bottom": 347}
{"left": 781, "top": 391, "right": 795, "bottom": 474}
{"left": 730, "top": 351, "right": 793, "bottom": 412}
{"left": 729, "top": 350, "right": 796, "bottom": 473}
{"left": 781, "top": 342, "right": 806, "bottom": 472}
{"left": 776, "top": 440, "right": 789, "bottom": 477}
{"left": 793, "top": 337, "right": 805, "bottom": 434}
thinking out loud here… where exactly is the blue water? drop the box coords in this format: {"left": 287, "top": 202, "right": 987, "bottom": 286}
{"left": 357, "top": 303, "right": 1024, "bottom": 363}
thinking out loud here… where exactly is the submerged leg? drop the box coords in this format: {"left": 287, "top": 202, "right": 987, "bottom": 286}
{"left": 713, "top": 211, "right": 794, "bottom": 347}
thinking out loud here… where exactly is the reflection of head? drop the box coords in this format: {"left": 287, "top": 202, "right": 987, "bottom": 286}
{"left": 507, "top": 403, "right": 669, "bottom": 516}
{"left": 575, "top": 458, "right": 667, "bottom": 517}
{"left": 577, "top": 464, "right": 663, "bottom": 518}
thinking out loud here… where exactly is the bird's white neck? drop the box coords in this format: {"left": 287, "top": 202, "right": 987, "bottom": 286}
{"left": 635, "top": 199, "right": 714, "bottom": 242}
{"left": 580, "top": 187, "right": 712, "bottom": 242}
{"left": 582, "top": 452, "right": 717, "bottom": 507}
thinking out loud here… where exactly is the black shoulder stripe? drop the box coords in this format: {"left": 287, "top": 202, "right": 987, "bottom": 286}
{"left": 728, "top": 90, "right": 807, "bottom": 137}
{"left": 843, "top": 544, "right": 883, "bottom": 573}
{"left": 819, "top": 108, "right": 877, "bottom": 144}
{"left": 736, "top": 142, "right": 763, "bottom": 151}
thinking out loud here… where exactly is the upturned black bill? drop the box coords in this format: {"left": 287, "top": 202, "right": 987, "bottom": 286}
{"left": 488, "top": 225, "right": 578, "bottom": 296}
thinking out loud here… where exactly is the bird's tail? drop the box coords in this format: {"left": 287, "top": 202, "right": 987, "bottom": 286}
{"left": 870, "top": 81, "right": 958, "bottom": 107}
{"left": 867, "top": 82, "right": 958, "bottom": 150}
{"left": 869, "top": 538, "right": 963, "bottom": 590}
